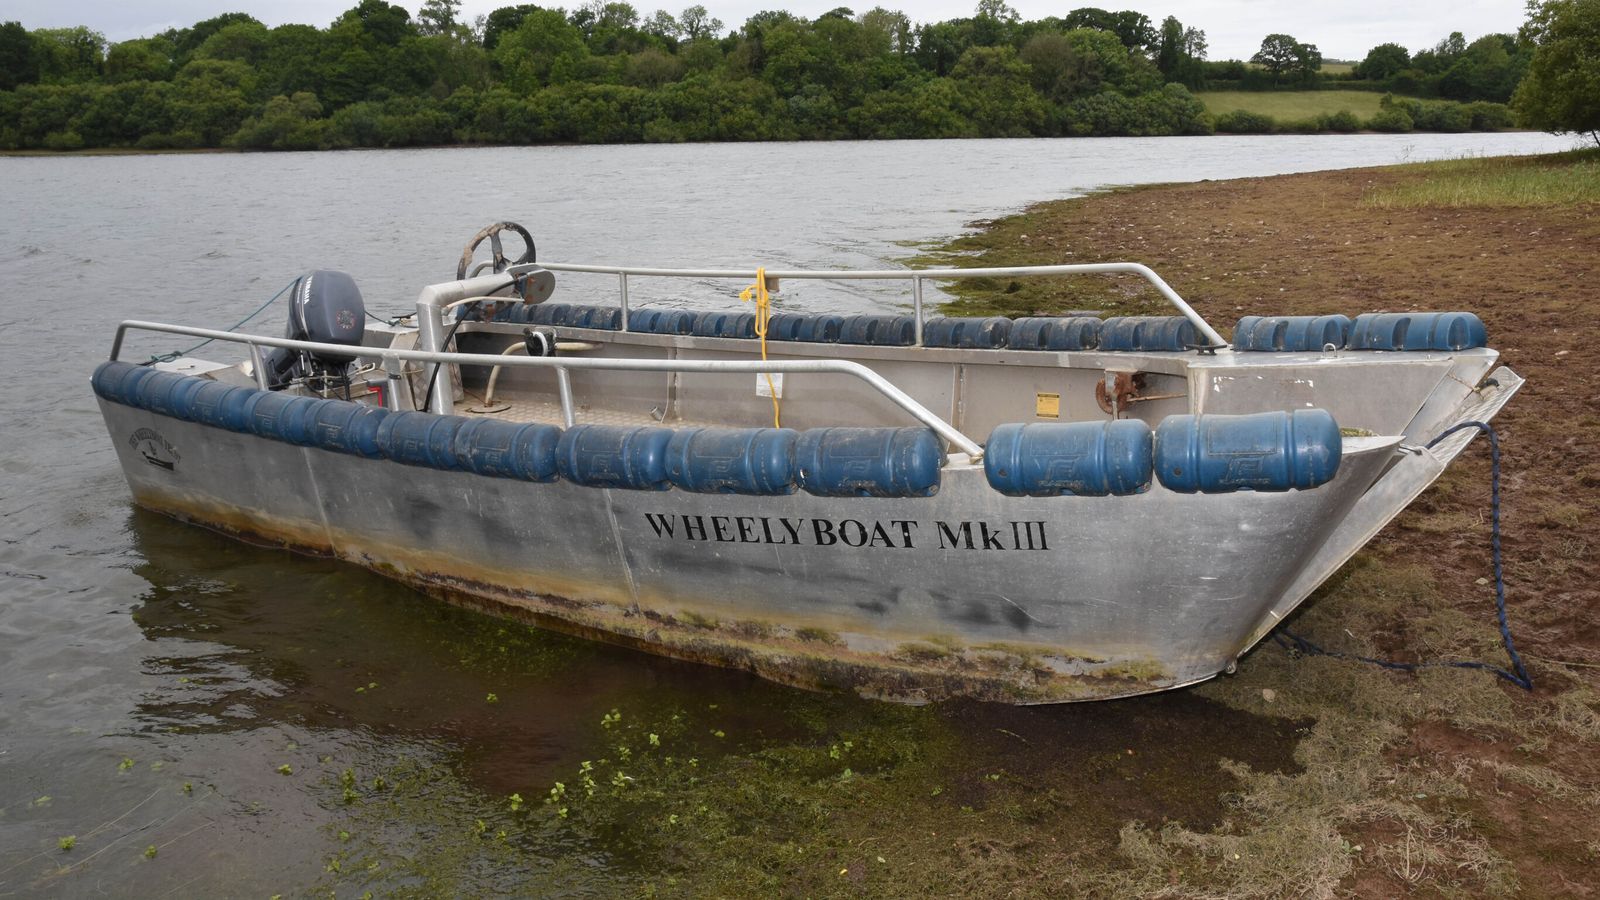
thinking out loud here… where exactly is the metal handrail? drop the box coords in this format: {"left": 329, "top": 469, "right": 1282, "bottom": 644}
{"left": 535, "top": 260, "right": 1226, "bottom": 348}
{"left": 109, "top": 320, "right": 985, "bottom": 458}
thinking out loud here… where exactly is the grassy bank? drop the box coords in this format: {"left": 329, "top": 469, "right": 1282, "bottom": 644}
{"left": 1364, "top": 150, "right": 1600, "bottom": 207}
{"left": 1198, "top": 89, "right": 1385, "bottom": 119}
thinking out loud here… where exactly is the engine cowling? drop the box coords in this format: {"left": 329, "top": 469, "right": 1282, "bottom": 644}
{"left": 263, "top": 270, "right": 366, "bottom": 389}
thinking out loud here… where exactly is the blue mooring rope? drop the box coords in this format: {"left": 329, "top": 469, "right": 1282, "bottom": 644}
{"left": 1275, "top": 420, "right": 1533, "bottom": 691}
{"left": 148, "top": 279, "right": 298, "bottom": 364}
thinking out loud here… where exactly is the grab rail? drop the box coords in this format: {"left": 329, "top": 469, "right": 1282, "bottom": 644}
{"left": 535, "top": 260, "right": 1227, "bottom": 348}
{"left": 108, "top": 320, "right": 986, "bottom": 458}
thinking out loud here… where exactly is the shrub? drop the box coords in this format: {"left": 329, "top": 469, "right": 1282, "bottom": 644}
{"left": 1465, "top": 101, "right": 1514, "bottom": 130}
{"left": 1211, "top": 109, "right": 1276, "bottom": 133}
{"left": 134, "top": 130, "right": 201, "bottom": 149}
{"left": 1367, "top": 107, "right": 1413, "bottom": 132}
{"left": 1322, "top": 109, "right": 1362, "bottom": 132}
{"left": 1412, "top": 101, "right": 1472, "bottom": 132}
{"left": 42, "top": 129, "right": 83, "bottom": 150}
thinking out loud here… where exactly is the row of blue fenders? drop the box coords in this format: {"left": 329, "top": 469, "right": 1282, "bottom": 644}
{"left": 94, "top": 360, "right": 1342, "bottom": 500}
{"left": 479, "top": 304, "right": 1488, "bottom": 354}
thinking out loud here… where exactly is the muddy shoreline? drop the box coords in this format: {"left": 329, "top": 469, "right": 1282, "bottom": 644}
{"left": 912, "top": 153, "right": 1600, "bottom": 896}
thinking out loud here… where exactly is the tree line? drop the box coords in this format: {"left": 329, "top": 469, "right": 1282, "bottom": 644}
{"left": 0, "top": 0, "right": 1585, "bottom": 152}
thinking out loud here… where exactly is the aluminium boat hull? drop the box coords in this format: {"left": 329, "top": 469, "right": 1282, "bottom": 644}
{"left": 96, "top": 385, "right": 1507, "bottom": 704}
{"left": 96, "top": 255, "right": 1523, "bottom": 703}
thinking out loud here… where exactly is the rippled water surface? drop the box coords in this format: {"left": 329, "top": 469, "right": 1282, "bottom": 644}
{"left": 0, "top": 133, "right": 1570, "bottom": 894}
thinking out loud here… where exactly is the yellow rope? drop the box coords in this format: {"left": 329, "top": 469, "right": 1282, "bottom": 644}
{"left": 740, "top": 267, "right": 781, "bottom": 428}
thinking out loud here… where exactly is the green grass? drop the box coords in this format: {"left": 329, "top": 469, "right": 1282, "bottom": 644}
{"left": 1365, "top": 150, "right": 1600, "bottom": 208}
{"left": 1198, "top": 90, "right": 1384, "bottom": 120}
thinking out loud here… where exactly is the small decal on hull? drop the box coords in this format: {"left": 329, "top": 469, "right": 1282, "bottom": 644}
{"left": 129, "top": 427, "right": 180, "bottom": 470}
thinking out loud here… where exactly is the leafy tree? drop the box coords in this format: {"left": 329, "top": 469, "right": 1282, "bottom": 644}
{"left": 105, "top": 37, "right": 176, "bottom": 83}
{"left": 1061, "top": 8, "right": 1156, "bottom": 52}
{"left": 193, "top": 21, "right": 270, "bottom": 66}
{"left": 1438, "top": 34, "right": 1525, "bottom": 102}
{"left": 383, "top": 34, "right": 444, "bottom": 94}
{"left": 1411, "top": 31, "right": 1467, "bottom": 75}
{"left": 1515, "top": 0, "right": 1600, "bottom": 145}
{"left": 572, "top": 1, "right": 629, "bottom": 43}
{"left": 482, "top": 5, "right": 542, "bottom": 49}
{"left": 642, "top": 10, "right": 680, "bottom": 41}
{"left": 848, "top": 77, "right": 971, "bottom": 138}
{"left": 257, "top": 25, "right": 326, "bottom": 97}
{"left": 1294, "top": 41, "right": 1323, "bottom": 78}
{"left": 419, "top": 32, "right": 491, "bottom": 93}
{"left": 624, "top": 46, "right": 683, "bottom": 86}
{"left": 678, "top": 35, "right": 721, "bottom": 71}
{"left": 32, "top": 27, "right": 106, "bottom": 83}
{"left": 1251, "top": 33, "right": 1320, "bottom": 83}
{"left": 1154, "top": 15, "right": 1205, "bottom": 87}
{"left": 231, "top": 91, "right": 327, "bottom": 148}
{"left": 0, "top": 21, "right": 40, "bottom": 89}
{"left": 171, "top": 58, "right": 256, "bottom": 142}
{"left": 418, "top": 0, "right": 462, "bottom": 36}
{"left": 494, "top": 8, "right": 588, "bottom": 91}
{"left": 912, "top": 20, "right": 968, "bottom": 76}
{"left": 1020, "top": 33, "right": 1079, "bottom": 102}
{"left": 336, "top": 0, "right": 416, "bottom": 47}
{"left": 1072, "top": 27, "right": 1155, "bottom": 94}
{"left": 321, "top": 45, "right": 382, "bottom": 105}
{"left": 950, "top": 44, "right": 1044, "bottom": 136}
{"left": 171, "top": 13, "right": 263, "bottom": 65}
{"left": 859, "top": 7, "right": 912, "bottom": 55}
{"left": 970, "top": 0, "right": 1019, "bottom": 46}
{"left": 679, "top": 5, "right": 722, "bottom": 40}
{"left": 576, "top": 2, "right": 650, "bottom": 54}
{"left": 1251, "top": 33, "right": 1297, "bottom": 77}
{"left": 1355, "top": 42, "right": 1409, "bottom": 80}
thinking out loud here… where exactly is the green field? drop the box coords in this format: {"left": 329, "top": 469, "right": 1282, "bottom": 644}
{"left": 1198, "top": 90, "right": 1384, "bottom": 119}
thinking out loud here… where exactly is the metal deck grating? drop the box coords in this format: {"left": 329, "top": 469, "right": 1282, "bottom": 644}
{"left": 450, "top": 396, "right": 722, "bottom": 429}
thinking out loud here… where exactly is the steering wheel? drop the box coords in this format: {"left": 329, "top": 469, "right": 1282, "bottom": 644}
{"left": 457, "top": 222, "right": 536, "bottom": 280}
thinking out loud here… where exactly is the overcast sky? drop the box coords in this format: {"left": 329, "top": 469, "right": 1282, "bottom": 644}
{"left": 11, "top": 1, "right": 1531, "bottom": 62}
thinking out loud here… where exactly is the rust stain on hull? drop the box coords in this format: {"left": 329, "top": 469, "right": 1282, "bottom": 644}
{"left": 133, "top": 488, "right": 1179, "bottom": 705}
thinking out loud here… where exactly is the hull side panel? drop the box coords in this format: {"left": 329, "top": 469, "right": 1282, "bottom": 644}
{"left": 101, "top": 398, "right": 1395, "bottom": 703}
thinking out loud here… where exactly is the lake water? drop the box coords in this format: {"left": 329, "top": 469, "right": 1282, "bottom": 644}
{"left": 0, "top": 132, "right": 1572, "bottom": 894}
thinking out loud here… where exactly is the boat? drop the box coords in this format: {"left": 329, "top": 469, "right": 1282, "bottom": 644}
{"left": 91, "top": 222, "right": 1522, "bottom": 704}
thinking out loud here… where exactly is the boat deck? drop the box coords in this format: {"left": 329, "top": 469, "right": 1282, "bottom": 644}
{"left": 451, "top": 395, "right": 718, "bottom": 430}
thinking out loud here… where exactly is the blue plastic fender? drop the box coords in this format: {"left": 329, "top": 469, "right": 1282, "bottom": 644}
{"left": 304, "top": 399, "right": 389, "bottom": 458}
{"left": 795, "top": 427, "right": 944, "bottom": 498}
{"left": 664, "top": 427, "right": 799, "bottom": 495}
{"left": 1008, "top": 317, "right": 1101, "bottom": 351}
{"left": 1155, "top": 409, "right": 1342, "bottom": 493}
{"left": 453, "top": 418, "right": 562, "bottom": 481}
{"left": 556, "top": 424, "right": 674, "bottom": 490}
{"left": 1099, "top": 316, "right": 1199, "bottom": 351}
{"left": 1232, "top": 315, "right": 1352, "bottom": 352}
{"left": 376, "top": 410, "right": 468, "bottom": 470}
{"left": 923, "top": 316, "right": 1013, "bottom": 349}
{"left": 1347, "top": 312, "right": 1487, "bottom": 351}
{"left": 984, "top": 420, "right": 1152, "bottom": 496}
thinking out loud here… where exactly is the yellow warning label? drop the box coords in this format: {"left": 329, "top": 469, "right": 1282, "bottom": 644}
{"left": 1035, "top": 392, "right": 1060, "bottom": 419}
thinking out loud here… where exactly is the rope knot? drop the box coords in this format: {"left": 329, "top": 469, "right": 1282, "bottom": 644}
{"left": 741, "top": 267, "right": 781, "bottom": 427}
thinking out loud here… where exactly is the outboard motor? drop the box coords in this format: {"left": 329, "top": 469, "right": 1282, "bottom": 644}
{"left": 262, "top": 270, "right": 366, "bottom": 390}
